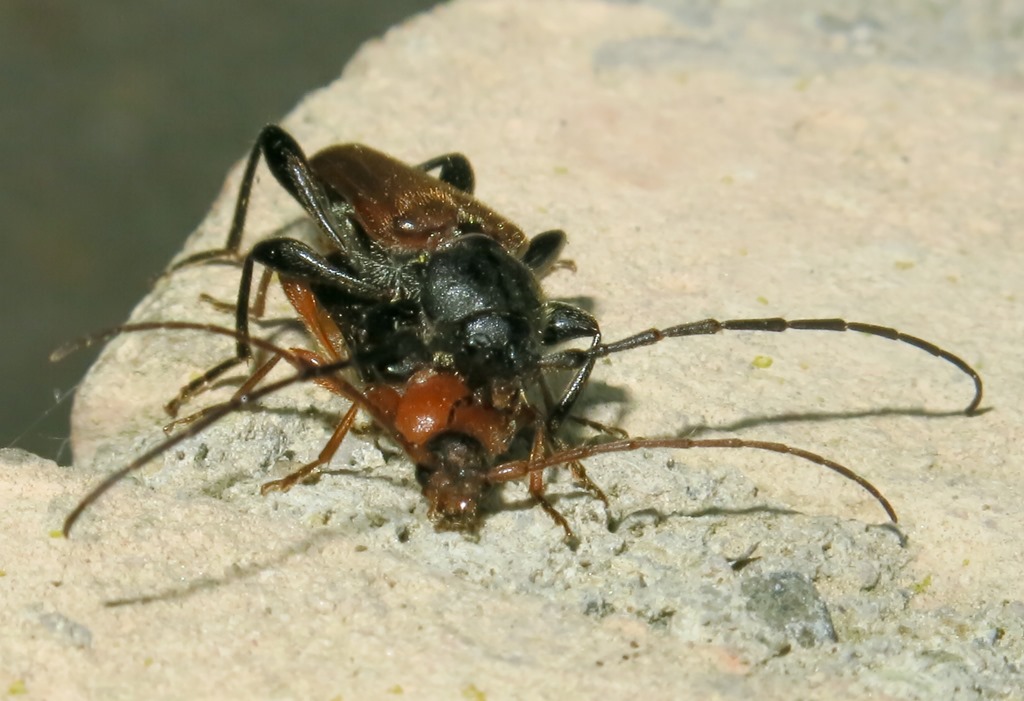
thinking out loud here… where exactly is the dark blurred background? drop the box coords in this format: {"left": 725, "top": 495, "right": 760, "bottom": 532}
{"left": 0, "top": 1, "right": 441, "bottom": 461}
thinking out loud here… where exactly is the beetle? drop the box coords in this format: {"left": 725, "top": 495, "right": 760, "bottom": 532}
{"left": 57, "top": 125, "right": 984, "bottom": 538}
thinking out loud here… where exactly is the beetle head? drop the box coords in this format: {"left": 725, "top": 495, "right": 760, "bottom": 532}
{"left": 416, "top": 432, "right": 492, "bottom": 531}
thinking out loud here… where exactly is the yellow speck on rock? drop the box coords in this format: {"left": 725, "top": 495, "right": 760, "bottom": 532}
{"left": 911, "top": 573, "right": 933, "bottom": 595}
{"left": 462, "top": 683, "right": 487, "bottom": 701}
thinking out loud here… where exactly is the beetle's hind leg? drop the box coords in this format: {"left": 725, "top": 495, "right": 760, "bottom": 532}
{"left": 167, "top": 343, "right": 363, "bottom": 493}
{"left": 417, "top": 153, "right": 475, "bottom": 193}
{"left": 198, "top": 265, "right": 275, "bottom": 321}
{"left": 261, "top": 402, "right": 360, "bottom": 494}
{"left": 523, "top": 424, "right": 578, "bottom": 546}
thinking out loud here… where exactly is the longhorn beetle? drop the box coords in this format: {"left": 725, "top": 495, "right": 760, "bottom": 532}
{"left": 59, "top": 125, "right": 984, "bottom": 539}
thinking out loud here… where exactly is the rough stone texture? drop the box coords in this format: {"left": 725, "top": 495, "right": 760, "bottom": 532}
{"left": 3, "top": 1, "right": 1022, "bottom": 699}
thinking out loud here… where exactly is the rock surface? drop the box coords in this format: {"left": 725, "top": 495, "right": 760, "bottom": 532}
{"left": 3, "top": 1, "right": 1022, "bottom": 699}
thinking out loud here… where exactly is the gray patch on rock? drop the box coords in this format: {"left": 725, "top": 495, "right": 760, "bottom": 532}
{"left": 742, "top": 570, "right": 837, "bottom": 648}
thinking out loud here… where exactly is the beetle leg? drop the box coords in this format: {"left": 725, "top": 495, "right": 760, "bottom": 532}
{"left": 167, "top": 126, "right": 269, "bottom": 271}
{"left": 167, "top": 238, "right": 380, "bottom": 416}
{"left": 535, "top": 376, "right": 611, "bottom": 516}
{"left": 537, "top": 302, "right": 602, "bottom": 434}
{"left": 262, "top": 401, "right": 360, "bottom": 494}
{"left": 524, "top": 423, "right": 576, "bottom": 544}
{"left": 416, "top": 153, "right": 475, "bottom": 193}
{"left": 165, "top": 354, "right": 283, "bottom": 431}
{"left": 257, "top": 125, "right": 395, "bottom": 280}
{"left": 164, "top": 250, "right": 266, "bottom": 416}
{"left": 174, "top": 125, "right": 395, "bottom": 286}
{"left": 521, "top": 230, "right": 568, "bottom": 277}
{"left": 249, "top": 238, "right": 385, "bottom": 299}
{"left": 198, "top": 265, "right": 274, "bottom": 318}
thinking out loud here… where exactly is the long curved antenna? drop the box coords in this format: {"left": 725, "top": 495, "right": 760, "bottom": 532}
{"left": 51, "top": 321, "right": 302, "bottom": 364}
{"left": 62, "top": 354, "right": 361, "bottom": 537}
{"left": 542, "top": 317, "right": 982, "bottom": 415}
{"left": 487, "top": 436, "right": 898, "bottom": 523}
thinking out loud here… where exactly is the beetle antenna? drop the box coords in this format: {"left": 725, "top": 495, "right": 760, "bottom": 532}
{"left": 51, "top": 321, "right": 302, "bottom": 364}
{"left": 488, "top": 435, "right": 898, "bottom": 523}
{"left": 62, "top": 354, "right": 360, "bottom": 536}
{"left": 543, "top": 317, "right": 982, "bottom": 415}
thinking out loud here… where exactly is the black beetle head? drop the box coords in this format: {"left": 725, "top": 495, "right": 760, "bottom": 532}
{"left": 446, "top": 312, "right": 536, "bottom": 385}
